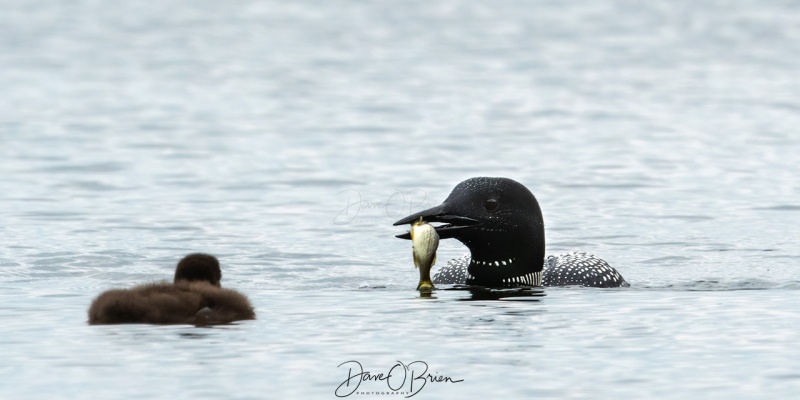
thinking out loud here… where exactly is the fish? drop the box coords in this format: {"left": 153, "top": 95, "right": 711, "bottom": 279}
{"left": 410, "top": 217, "right": 439, "bottom": 292}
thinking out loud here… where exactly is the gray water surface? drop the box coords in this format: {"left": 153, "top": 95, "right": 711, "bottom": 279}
{"left": 2, "top": 0, "right": 800, "bottom": 399}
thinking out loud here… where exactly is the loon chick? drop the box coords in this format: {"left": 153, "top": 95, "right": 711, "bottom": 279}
{"left": 394, "top": 177, "right": 628, "bottom": 288}
{"left": 88, "top": 253, "right": 255, "bottom": 326}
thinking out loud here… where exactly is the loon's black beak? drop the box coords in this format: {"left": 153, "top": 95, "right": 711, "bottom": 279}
{"left": 393, "top": 203, "right": 480, "bottom": 240}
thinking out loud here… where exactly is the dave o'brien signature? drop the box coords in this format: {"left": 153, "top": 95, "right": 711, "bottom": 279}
{"left": 335, "top": 360, "right": 463, "bottom": 398}
{"left": 334, "top": 189, "right": 431, "bottom": 225}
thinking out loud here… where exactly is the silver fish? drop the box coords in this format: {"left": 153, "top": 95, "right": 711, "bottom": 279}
{"left": 410, "top": 218, "right": 439, "bottom": 291}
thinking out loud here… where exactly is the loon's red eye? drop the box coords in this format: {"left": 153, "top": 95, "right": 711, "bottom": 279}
{"left": 483, "top": 198, "right": 498, "bottom": 211}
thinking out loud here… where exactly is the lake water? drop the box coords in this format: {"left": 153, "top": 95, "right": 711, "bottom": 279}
{"left": 2, "top": 0, "right": 800, "bottom": 398}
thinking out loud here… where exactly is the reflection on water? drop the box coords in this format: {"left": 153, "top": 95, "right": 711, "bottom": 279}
{"left": 446, "top": 285, "right": 548, "bottom": 301}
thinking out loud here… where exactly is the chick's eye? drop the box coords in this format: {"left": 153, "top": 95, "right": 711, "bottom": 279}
{"left": 483, "top": 198, "right": 498, "bottom": 211}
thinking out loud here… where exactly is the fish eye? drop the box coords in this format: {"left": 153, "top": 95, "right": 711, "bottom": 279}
{"left": 483, "top": 198, "right": 498, "bottom": 211}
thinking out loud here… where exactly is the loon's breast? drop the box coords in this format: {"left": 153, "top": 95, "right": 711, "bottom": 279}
{"left": 432, "top": 254, "right": 471, "bottom": 285}
{"left": 432, "top": 252, "right": 629, "bottom": 288}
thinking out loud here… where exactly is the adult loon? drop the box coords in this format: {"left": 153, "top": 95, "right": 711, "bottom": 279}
{"left": 394, "top": 177, "right": 628, "bottom": 288}
{"left": 88, "top": 253, "right": 256, "bottom": 325}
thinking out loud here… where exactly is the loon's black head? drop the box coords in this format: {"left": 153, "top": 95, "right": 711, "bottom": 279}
{"left": 394, "top": 177, "right": 545, "bottom": 286}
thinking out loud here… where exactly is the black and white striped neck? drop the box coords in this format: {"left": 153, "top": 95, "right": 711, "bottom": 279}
{"left": 466, "top": 256, "right": 543, "bottom": 287}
